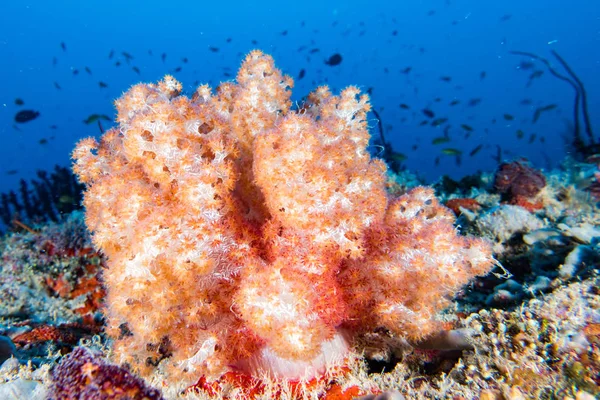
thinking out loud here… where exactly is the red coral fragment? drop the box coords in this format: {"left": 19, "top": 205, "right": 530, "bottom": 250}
{"left": 190, "top": 366, "right": 363, "bottom": 399}
{"left": 12, "top": 322, "right": 101, "bottom": 347}
{"left": 510, "top": 195, "right": 544, "bottom": 212}
{"left": 494, "top": 160, "right": 546, "bottom": 200}
{"left": 445, "top": 198, "right": 481, "bottom": 216}
{"left": 13, "top": 325, "right": 77, "bottom": 346}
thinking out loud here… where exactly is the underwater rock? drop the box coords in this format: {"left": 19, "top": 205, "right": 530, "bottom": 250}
{"left": 494, "top": 160, "right": 546, "bottom": 201}
{"left": 0, "top": 336, "right": 16, "bottom": 365}
{"left": 473, "top": 204, "right": 546, "bottom": 253}
{"left": 0, "top": 378, "right": 46, "bottom": 400}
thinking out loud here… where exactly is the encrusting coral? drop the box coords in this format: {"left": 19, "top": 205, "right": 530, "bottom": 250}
{"left": 71, "top": 50, "right": 494, "bottom": 386}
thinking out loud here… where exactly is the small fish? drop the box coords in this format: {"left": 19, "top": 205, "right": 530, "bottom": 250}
{"left": 532, "top": 104, "right": 557, "bottom": 123}
{"left": 389, "top": 152, "right": 407, "bottom": 162}
{"left": 14, "top": 98, "right": 24, "bottom": 106}
{"left": 503, "top": 114, "right": 514, "bottom": 121}
{"left": 520, "top": 98, "right": 532, "bottom": 105}
{"left": 441, "top": 148, "right": 462, "bottom": 156}
{"left": 115, "top": 61, "right": 121, "bottom": 67}
{"left": 52, "top": 57, "right": 58, "bottom": 66}
{"left": 58, "top": 195, "right": 74, "bottom": 204}
{"left": 108, "top": 49, "right": 115, "bottom": 59}
{"left": 85, "top": 66, "right": 92, "bottom": 75}
{"left": 419, "top": 120, "right": 429, "bottom": 126}
{"left": 98, "top": 81, "right": 108, "bottom": 88}
{"left": 529, "top": 133, "right": 537, "bottom": 143}
{"left": 422, "top": 109, "right": 435, "bottom": 118}
{"left": 431, "top": 117, "right": 448, "bottom": 127}
{"left": 435, "top": 156, "right": 440, "bottom": 166}
{"left": 399, "top": 103, "right": 410, "bottom": 110}
{"left": 83, "top": 114, "right": 111, "bottom": 124}
{"left": 132, "top": 66, "right": 141, "bottom": 74}
{"left": 60, "top": 42, "right": 67, "bottom": 52}
{"left": 226, "top": 37, "right": 232, "bottom": 43}
{"left": 15, "top": 110, "right": 40, "bottom": 123}
{"left": 49, "top": 125, "right": 58, "bottom": 129}
{"left": 499, "top": 14, "right": 512, "bottom": 22}
{"left": 122, "top": 51, "right": 134, "bottom": 60}
{"left": 39, "top": 138, "right": 48, "bottom": 145}
{"left": 443, "top": 125, "right": 451, "bottom": 136}
{"left": 309, "top": 48, "right": 320, "bottom": 54}
{"left": 182, "top": 57, "right": 188, "bottom": 63}
{"left": 72, "top": 69, "right": 79, "bottom": 75}
{"left": 469, "top": 144, "right": 483, "bottom": 157}
{"left": 516, "top": 129, "right": 525, "bottom": 139}
{"left": 208, "top": 46, "right": 220, "bottom": 52}
{"left": 400, "top": 66, "right": 412, "bottom": 74}
{"left": 325, "top": 53, "right": 342, "bottom": 66}
{"left": 432, "top": 136, "right": 451, "bottom": 145}
{"left": 298, "top": 69, "right": 305, "bottom": 80}
{"left": 427, "top": 10, "right": 436, "bottom": 16}
{"left": 251, "top": 40, "right": 258, "bottom": 45}
{"left": 467, "top": 98, "right": 481, "bottom": 107}
{"left": 480, "top": 71, "right": 486, "bottom": 80}
{"left": 455, "top": 154, "right": 462, "bottom": 166}
{"left": 440, "top": 76, "right": 452, "bottom": 82}
{"left": 460, "top": 124, "right": 473, "bottom": 132}
{"left": 161, "top": 53, "right": 167, "bottom": 62}
{"left": 518, "top": 61, "right": 535, "bottom": 70}
{"left": 527, "top": 70, "right": 544, "bottom": 87}
{"left": 280, "top": 30, "right": 288, "bottom": 36}
{"left": 449, "top": 99, "right": 460, "bottom": 106}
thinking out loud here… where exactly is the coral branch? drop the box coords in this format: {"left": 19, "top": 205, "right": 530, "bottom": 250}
{"left": 72, "top": 50, "right": 494, "bottom": 386}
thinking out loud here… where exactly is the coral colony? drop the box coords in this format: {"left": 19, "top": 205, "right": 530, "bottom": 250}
{"left": 71, "top": 51, "right": 494, "bottom": 387}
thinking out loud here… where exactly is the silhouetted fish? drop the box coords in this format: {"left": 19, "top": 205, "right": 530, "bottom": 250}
{"left": 422, "top": 109, "right": 435, "bottom": 118}
{"left": 467, "top": 98, "right": 481, "bottom": 107}
{"left": 469, "top": 144, "right": 483, "bottom": 157}
{"left": 83, "top": 114, "right": 111, "bottom": 124}
{"left": 15, "top": 110, "right": 40, "bottom": 123}
{"left": 325, "top": 53, "right": 342, "bottom": 66}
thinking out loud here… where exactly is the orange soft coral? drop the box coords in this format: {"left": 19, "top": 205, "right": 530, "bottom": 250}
{"left": 72, "top": 50, "right": 494, "bottom": 387}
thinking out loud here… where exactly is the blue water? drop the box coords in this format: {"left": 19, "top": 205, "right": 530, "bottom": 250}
{"left": 0, "top": 0, "right": 598, "bottom": 196}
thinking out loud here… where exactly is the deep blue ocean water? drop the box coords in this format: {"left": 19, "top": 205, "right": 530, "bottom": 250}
{"left": 0, "top": 0, "right": 598, "bottom": 196}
